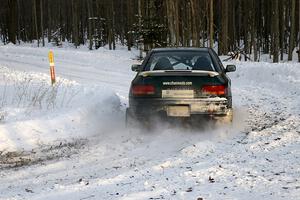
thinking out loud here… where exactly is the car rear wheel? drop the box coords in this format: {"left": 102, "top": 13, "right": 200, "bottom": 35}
{"left": 125, "top": 108, "right": 136, "bottom": 128}
{"left": 126, "top": 108, "right": 152, "bottom": 130}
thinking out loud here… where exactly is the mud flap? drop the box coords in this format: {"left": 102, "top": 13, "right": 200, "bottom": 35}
{"left": 214, "top": 109, "right": 233, "bottom": 125}
{"left": 125, "top": 108, "right": 135, "bottom": 128}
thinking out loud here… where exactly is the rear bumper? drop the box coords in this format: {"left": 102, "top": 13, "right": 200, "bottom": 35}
{"left": 129, "top": 97, "right": 231, "bottom": 117}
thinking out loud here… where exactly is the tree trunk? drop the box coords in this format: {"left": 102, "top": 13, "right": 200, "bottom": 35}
{"left": 251, "top": 0, "right": 258, "bottom": 61}
{"left": 87, "top": 0, "right": 93, "bottom": 50}
{"left": 174, "top": 0, "right": 180, "bottom": 46}
{"left": 8, "top": 0, "right": 17, "bottom": 44}
{"left": 112, "top": 0, "right": 116, "bottom": 50}
{"left": 47, "top": 0, "right": 51, "bottom": 43}
{"left": 185, "top": 2, "right": 191, "bottom": 47}
{"left": 40, "top": 0, "right": 45, "bottom": 46}
{"left": 288, "top": 0, "right": 296, "bottom": 61}
{"left": 16, "top": 0, "right": 21, "bottom": 43}
{"left": 166, "top": 0, "right": 175, "bottom": 45}
{"left": 126, "top": 0, "right": 132, "bottom": 50}
{"left": 298, "top": 0, "right": 300, "bottom": 62}
{"left": 209, "top": 0, "right": 214, "bottom": 48}
{"left": 279, "top": 0, "right": 284, "bottom": 60}
{"left": 166, "top": 0, "right": 179, "bottom": 46}
{"left": 273, "top": 0, "right": 279, "bottom": 63}
{"left": 72, "top": 0, "right": 79, "bottom": 47}
{"left": 220, "top": 0, "right": 228, "bottom": 55}
{"left": 190, "top": 0, "right": 197, "bottom": 47}
{"left": 137, "top": 0, "right": 142, "bottom": 55}
{"left": 33, "top": 0, "right": 39, "bottom": 46}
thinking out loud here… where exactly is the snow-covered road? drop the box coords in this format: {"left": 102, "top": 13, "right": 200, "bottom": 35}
{"left": 0, "top": 44, "right": 299, "bottom": 200}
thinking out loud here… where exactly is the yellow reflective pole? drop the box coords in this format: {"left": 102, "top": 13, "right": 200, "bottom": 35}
{"left": 48, "top": 51, "right": 56, "bottom": 85}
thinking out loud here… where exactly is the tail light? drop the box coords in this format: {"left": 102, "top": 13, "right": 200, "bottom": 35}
{"left": 132, "top": 85, "right": 155, "bottom": 96}
{"left": 202, "top": 85, "right": 226, "bottom": 96}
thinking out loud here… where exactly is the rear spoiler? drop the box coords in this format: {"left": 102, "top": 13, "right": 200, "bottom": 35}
{"left": 140, "top": 70, "right": 219, "bottom": 77}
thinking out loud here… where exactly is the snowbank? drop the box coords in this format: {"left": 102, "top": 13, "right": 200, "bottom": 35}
{"left": 0, "top": 66, "right": 122, "bottom": 152}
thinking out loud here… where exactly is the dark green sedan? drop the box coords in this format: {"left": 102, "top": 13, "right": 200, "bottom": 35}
{"left": 126, "top": 48, "right": 236, "bottom": 126}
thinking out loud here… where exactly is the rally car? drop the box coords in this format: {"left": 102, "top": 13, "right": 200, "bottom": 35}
{"left": 126, "top": 47, "right": 236, "bottom": 126}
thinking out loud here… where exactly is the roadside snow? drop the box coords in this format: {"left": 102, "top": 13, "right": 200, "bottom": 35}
{"left": 0, "top": 44, "right": 299, "bottom": 200}
{"left": 0, "top": 66, "right": 122, "bottom": 152}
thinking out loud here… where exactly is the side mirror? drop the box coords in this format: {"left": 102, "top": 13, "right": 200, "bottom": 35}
{"left": 131, "top": 64, "right": 142, "bottom": 72}
{"left": 225, "top": 65, "right": 236, "bottom": 73}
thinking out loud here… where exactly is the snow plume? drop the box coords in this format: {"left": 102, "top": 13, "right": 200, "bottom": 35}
{"left": 125, "top": 107, "right": 248, "bottom": 157}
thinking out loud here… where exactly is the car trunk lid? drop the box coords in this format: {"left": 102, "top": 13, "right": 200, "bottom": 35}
{"left": 135, "top": 70, "right": 226, "bottom": 98}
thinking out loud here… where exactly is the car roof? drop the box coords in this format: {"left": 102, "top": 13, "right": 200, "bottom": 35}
{"left": 151, "top": 47, "right": 211, "bottom": 53}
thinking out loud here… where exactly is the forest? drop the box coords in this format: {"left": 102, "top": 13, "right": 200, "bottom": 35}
{"left": 1, "top": 0, "right": 300, "bottom": 62}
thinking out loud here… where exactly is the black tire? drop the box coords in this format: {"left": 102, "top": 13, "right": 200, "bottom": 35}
{"left": 126, "top": 108, "right": 154, "bottom": 130}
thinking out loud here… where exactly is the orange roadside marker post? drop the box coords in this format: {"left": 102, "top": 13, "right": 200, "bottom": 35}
{"left": 48, "top": 51, "right": 56, "bottom": 85}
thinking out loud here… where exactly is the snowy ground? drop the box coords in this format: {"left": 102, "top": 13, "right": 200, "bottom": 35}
{"left": 0, "top": 44, "right": 299, "bottom": 200}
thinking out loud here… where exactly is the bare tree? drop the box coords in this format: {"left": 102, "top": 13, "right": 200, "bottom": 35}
{"left": 8, "top": 0, "right": 17, "bottom": 44}
{"left": 40, "top": 0, "right": 45, "bottom": 46}
{"left": 272, "top": 0, "right": 279, "bottom": 63}
{"left": 0, "top": 0, "right": 299, "bottom": 63}
{"left": 209, "top": 0, "right": 214, "bottom": 48}
{"left": 288, "top": 0, "right": 296, "bottom": 61}
{"left": 33, "top": 0, "right": 39, "bottom": 46}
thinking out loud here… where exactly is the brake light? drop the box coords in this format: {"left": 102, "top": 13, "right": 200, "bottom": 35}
{"left": 202, "top": 85, "right": 226, "bottom": 95}
{"left": 132, "top": 85, "right": 155, "bottom": 96}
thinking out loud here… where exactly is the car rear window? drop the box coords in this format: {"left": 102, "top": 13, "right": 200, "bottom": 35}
{"left": 144, "top": 51, "right": 216, "bottom": 72}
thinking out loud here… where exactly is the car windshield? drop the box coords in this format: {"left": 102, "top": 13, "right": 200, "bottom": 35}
{"left": 144, "top": 51, "right": 216, "bottom": 71}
